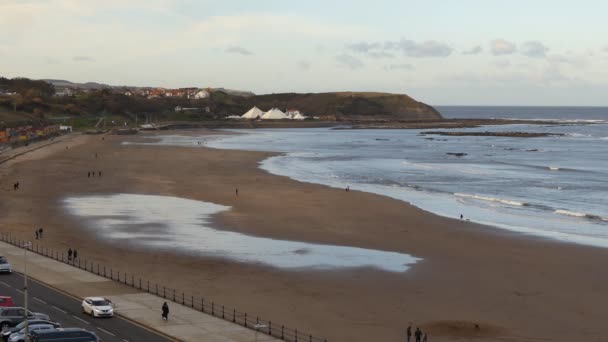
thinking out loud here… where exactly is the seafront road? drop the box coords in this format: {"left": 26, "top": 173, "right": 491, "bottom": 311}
{"left": 0, "top": 241, "right": 279, "bottom": 342}
{"left": 0, "top": 272, "right": 169, "bottom": 342}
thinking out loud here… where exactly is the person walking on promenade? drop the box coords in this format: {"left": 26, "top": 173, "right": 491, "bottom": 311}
{"left": 35, "top": 230, "right": 39, "bottom": 240}
{"left": 235, "top": 188, "right": 238, "bottom": 197}
{"left": 73, "top": 249, "right": 78, "bottom": 261}
{"left": 88, "top": 172, "right": 90, "bottom": 178}
{"left": 423, "top": 332, "right": 428, "bottom": 342}
{"left": 406, "top": 325, "right": 412, "bottom": 342}
{"left": 161, "top": 302, "right": 169, "bottom": 321}
{"left": 415, "top": 327, "right": 422, "bottom": 342}
{"left": 38, "top": 228, "right": 43, "bottom": 238}
{"left": 68, "top": 248, "right": 73, "bottom": 261}
{"left": 98, "top": 171, "right": 101, "bottom": 177}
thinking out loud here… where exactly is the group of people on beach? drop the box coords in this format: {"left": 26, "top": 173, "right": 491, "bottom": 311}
{"left": 406, "top": 325, "right": 428, "bottom": 342}
{"left": 87, "top": 171, "right": 102, "bottom": 178}
{"left": 67, "top": 248, "right": 78, "bottom": 261}
{"left": 34, "top": 228, "right": 44, "bottom": 240}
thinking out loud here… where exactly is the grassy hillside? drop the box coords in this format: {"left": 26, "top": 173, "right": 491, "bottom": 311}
{"left": 217, "top": 92, "right": 442, "bottom": 121}
{"left": 0, "top": 77, "right": 442, "bottom": 128}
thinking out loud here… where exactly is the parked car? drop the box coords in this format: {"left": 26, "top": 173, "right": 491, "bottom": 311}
{"left": 2, "top": 320, "right": 60, "bottom": 341}
{"left": 0, "top": 297, "right": 14, "bottom": 308}
{"left": 0, "top": 308, "right": 50, "bottom": 330}
{"left": 29, "top": 328, "right": 99, "bottom": 342}
{"left": 0, "top": 258, "right": 11, "bottom": 274}
{"left": 8, "top": 324, "right": 54, "bottom": 342}
{"left": 81, "top": 297, "right": 113, "bottom": 318}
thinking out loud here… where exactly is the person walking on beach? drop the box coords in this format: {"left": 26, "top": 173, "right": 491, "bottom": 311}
{"left": 460, "top": 214, "right": 463, "bottom": 220}
{"left": 161, "top": 302, "right": 169, "bottom": 321}
{"left": 406, "top": 325, "right": 412, "bottom": 342}
{"left": 88, "top": 172, "right": 90, "bottom": 178}
{"left": 68, "top": 248, "right": 73, "bottom": 261}
{"left": 415, "top": 327, "right": 422, "bottom": 342}
{"left": 98, "top": 171, "right": 101, "bottom": 177}
{"left": 235, "top": 188, "right": 238, "bottom": 197}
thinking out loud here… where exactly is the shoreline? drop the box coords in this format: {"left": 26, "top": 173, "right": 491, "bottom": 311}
{"left": 2, "top": 130, "right": 608, "bottom": 341}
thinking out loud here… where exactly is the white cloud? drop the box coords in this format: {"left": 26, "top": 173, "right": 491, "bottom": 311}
{"left": 462, "top": 45, "right": 483, "bottom": 55}
{"left": 335, "top": 54, "right": 364, "bottom": 69}
{"left": 368, "top": 51, "right": 395, "bottom": 59}
{"left": 298, "top": 61, "right": 311, "bottom": 70}
{"left": 225, "top": 46, "right": 253, "bottom": 56}
{"left": 547, "top": 54, "right": 587, "bottom": 68}
{"left": 385, "top": 39, "right": 453, "bottom": 58}
{"left": 348, "top": 42, "right": 381, "bottom": 53}
{"left": 521, "top": 41, "right": 549, "bottom": 58}
{"left": 490, "top": 39, "right": 517, "bottom": 56}
{"left": 347, "top": 38, "right": 452, "bottom": 58}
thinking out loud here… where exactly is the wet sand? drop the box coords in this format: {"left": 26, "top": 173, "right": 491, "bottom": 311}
{"left": 1, "top": 131, "right": 608, "bottom": 342}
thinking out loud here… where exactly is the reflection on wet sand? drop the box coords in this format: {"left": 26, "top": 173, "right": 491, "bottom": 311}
{"left": 63, "top": 194, "right": 420, "bottom": 272}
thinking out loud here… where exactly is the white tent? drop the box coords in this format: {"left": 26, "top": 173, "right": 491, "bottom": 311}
{"left": 292, "top": 113, "right": 307, "bottom": 120}
{"left": 241, "top": 106, "right": 264, "bottom": 119}
{"left": 261, "top": 108, "right": 288, "bottom": 120}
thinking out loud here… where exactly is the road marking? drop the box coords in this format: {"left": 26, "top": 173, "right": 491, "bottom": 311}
{"left": 51, "top": 305, "right": 67, "bottom": 313}
{"left": 33, "top": 297, "right": 47, "bottom": 304}
{"left": 0, "top": 281, "right": 10, "bottom": 287}
{"left": 97, "top": 327, "right": 116, "bottom": 336}
{"left": 71, "top": 315, "right": 91, "bottom": 325}
{"left": 122, "top": 340, "right": 129, "bottom": 342}
{"left": 14, "top": 289, "right": 23, "bottom": 294}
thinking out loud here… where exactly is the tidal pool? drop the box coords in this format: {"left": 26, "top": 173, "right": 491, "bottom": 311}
{"left": 63, "top": 194, "right": 420, "bottom": 272}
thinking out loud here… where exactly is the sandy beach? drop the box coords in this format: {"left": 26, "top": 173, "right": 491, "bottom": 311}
{"left": 1, "top": 131, "right": 608, "bottom": 342}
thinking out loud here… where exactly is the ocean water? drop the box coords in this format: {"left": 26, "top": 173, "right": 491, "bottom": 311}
{"left": 63, "top": 194, "right": 420, "bottom": 272}
{"left": 437, "top": 105, "right": 608, "bottom": 121}
{"left": 165, "top": 109, "right": 608, "bottom": 248}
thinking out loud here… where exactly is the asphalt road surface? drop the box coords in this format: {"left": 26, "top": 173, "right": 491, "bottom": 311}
{"left": 0, "top": 272, "right": 172, "bottom": 342}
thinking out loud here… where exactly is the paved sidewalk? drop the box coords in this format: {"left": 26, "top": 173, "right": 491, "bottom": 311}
{"left": 0, "top": 241, "right": 278, "bottom": 342}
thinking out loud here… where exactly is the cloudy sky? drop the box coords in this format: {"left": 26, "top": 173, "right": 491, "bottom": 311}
{"left": 1, "top": 0, "right": 607, "bottom": 105}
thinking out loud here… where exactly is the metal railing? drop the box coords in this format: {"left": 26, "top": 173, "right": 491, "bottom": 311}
{"left": 0, "top": 233, "right": 327, "bottom": 342}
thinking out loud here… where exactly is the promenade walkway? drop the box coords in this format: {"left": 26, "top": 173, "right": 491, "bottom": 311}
{"left": 0, "top": 240, "right": 278, "bottom": 342}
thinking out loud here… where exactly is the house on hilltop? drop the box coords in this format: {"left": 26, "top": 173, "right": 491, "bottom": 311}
{"left": 190, "top": 89, "right": 209, "bottom": 99}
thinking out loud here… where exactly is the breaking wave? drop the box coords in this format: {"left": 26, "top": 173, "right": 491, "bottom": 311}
{"left": 454, "top": 193, "right": 528, "bottom": 207}
{"left": 554, "top": 209, "right": 608, "bottom": 221}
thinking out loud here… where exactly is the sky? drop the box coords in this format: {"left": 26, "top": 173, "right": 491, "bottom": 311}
{"left": 1, "top": 0, "right": 608, "bottom": 105}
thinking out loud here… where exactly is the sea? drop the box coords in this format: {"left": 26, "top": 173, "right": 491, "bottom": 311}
{"left": 132, "top": 106, "right": 608, "bottom": 250}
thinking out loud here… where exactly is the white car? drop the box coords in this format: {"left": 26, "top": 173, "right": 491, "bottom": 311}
{"left": 0, "top": 256, "right": 12, "bottom": 273}
{"left": 81, "top": 297, "right": 113, "bottom": 317}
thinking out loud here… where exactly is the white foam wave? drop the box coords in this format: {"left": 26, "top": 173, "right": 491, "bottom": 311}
{"left": 555, "top": 209, "right": 608, "bottom": 221}
{"left": 454, "top": 193, "right": 527, "bottom": 207}
{"left": 555, "top": 209, "right": 586, "bottom": 217}
{"left": 548, "top": 166, "right": 560, "bottom": 171}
